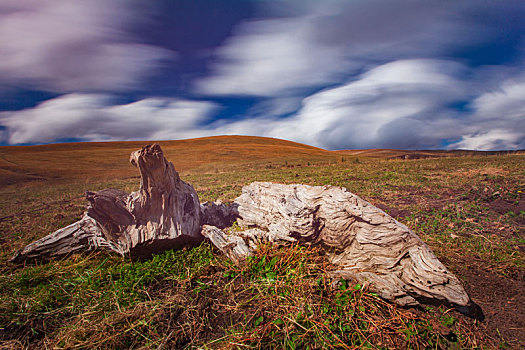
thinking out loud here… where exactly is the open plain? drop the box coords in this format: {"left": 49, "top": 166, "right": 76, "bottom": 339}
{"left": 0, "top": 136, "right": 523, "bottom": 349}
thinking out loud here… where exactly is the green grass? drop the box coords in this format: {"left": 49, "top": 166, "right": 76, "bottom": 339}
{"left": 0, "top": 244, "right": 215, "bottom": 348}
{"left": 0, "top": 143, "right": 523, "bottom": 348}
{"left": 1, "top": 244, "right": 484, "bottom": 349}
{"left": 213, "top": 245, "right": 473, "bottom": 349}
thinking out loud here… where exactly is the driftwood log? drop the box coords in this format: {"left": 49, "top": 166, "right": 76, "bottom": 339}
{"left": 202, "top": 183, "right": 479, "bottom": 316}
{"left": 11, "top": 144, "right": 480, "bottom": 317}
{"left": 11, "top": 144, "right": 203, "bottom": 262}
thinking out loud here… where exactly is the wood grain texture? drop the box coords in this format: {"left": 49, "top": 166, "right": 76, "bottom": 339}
{"left": 11, "top": 144, "right": 203, "bottom": 262}
{"left": 210, "top": 182, "right": 475, "bottom": 312}
{"left": 10, "top": 215, "right": 118, "bottom": 263}
{"left": 201, "top": 225, "right": 253, "bottom": 264}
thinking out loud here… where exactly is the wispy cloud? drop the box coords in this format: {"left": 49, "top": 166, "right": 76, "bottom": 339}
{"left": 285, "top": 59, "right": 471, "bottom": 150}
{"left": 449, "top": 74, "right": 525, "bottom": 150}
{"left": 3, "top": 59, "right": 523, "bottom": 150}
{"left": 201, "top": 59, "right": 470, "bottom": 149}
{"left": 194, "top": 15, "right": 351, "bottom": 96}
{"left": 192, "top": 0, "right": 525, "bottom": 150}
{"left": 194, "top": 0, "right": 512, "bottom": 98}
{"left": 202, "top": 59, "right": 525, "bottom": 151}
{"left": 0, "top": 94, "right": 218, "bottom": 144}
{"left": 0, "top": 0, "right": 523, "bottom": 150}
{"left": 0, "top": 0, "right": 176, "bottom": 93}
{"left": 451, "top": 130, "right": 524, "bottom": 150}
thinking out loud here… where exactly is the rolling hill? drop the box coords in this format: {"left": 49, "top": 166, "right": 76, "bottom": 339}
{"left": 1, "top": 135, "right": 521, "bottom": 188}
{"left": 0, "top": 136, "right": 336, "bottom": 187}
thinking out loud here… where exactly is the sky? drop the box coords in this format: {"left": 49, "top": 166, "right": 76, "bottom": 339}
{"left": 0, "top": 0, "right": 524, "bottom": 150}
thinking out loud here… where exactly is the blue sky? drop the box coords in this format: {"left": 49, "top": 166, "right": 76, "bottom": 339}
{"left": 0, "top": 0, "right": 524, "bottom": 150}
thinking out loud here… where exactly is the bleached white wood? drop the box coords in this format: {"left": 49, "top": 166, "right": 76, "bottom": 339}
{"left": 209, "top": 182, "right": 473, "bottom": 311}
{"left": 10, "top": 215, "right": 119, "bottom": 263}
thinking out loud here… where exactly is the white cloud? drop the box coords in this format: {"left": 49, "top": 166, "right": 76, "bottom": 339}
{"left": 194, "top": 0, "right": 497, "bottom": 98}
{"left": 3, "top": 60, "right": 523, "bottom": 150}
{"left": 0, "top": 94, "right": 218, "bottom": 144}
{"left": 5, "top": 59, "right": 521, "bottom": 150}
{"left": 451, "top": 130, "right": 523, "bottom": 150}
{"left": 219, "top": 59, "right": 470, "bottom": 150}
{"left": 1, "top": 0, "right": 523, "bottom": 150}
{"left": 447, "top": 75, "right": 525, "bottom": 150}
{"left": 470, "top": 77, "right": 525, "bottom": 122}
{"left": 205, "top": 58, "right": 525, "bottom": 151}
{"left": 194, "top": 16, "right": 351, "bottom": 96}
{"left": 0, "top": 0, "right": 175, "bottom": 92}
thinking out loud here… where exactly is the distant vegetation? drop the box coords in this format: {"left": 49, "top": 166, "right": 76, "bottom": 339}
{"left": 0, "top": 136, "right": 523, "bottom": 348}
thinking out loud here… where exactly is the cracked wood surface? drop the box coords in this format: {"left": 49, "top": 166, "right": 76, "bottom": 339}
{"left": 11, "top": 144, "right": 203, "bottom": 262}
{"left": 207, "top": 182, "right": 477, "bottom": 315}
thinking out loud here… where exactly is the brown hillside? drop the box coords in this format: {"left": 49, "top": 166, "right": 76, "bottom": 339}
{"left": 1, "top": 136, "right": 522, "bottom": 188}
{"left": 336, "top": 148, "right": 524, "bottom": 159}
{"left": 0, "top": 136, "right": 337, "bottom": 187}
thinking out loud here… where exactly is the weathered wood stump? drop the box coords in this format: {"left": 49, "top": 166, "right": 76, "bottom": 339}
{"left": 201, "top": 182, "right": 481, "bottom": 317}
{"left": 10, "top": 144, "right": 480, "bottom": 318}
{"left": 10, "top": 144, "right": 203, "bottom": 262}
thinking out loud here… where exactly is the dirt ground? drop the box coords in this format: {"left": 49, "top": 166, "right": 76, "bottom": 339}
{"left": 452, "top": 255, "right": 525, "bottom": 348}
{"left": 375, "top": 181, "right": 525, "bottom": 348}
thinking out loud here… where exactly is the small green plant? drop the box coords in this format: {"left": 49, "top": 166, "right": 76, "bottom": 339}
{"left": 229, "top": 219, "right": 245, "bottom": 232}
{"left": 441, "top": 313, "right": 457, "bottom": 327}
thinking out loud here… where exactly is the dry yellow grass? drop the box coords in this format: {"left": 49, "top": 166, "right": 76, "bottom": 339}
{"left": 0, "top": 136, "right": 338, "bottom": 187}
{"left": 2, "top": 135, "right": 519, "bottom": 188}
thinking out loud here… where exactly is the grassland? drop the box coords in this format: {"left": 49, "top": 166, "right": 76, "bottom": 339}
{"left": 0, "top": 136, "right": 524, "bottom": 349}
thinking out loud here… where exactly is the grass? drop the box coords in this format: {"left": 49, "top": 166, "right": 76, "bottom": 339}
{"left": 0, "top": 245, "right": 214, "bottom": 348}
{"left": 0, "top": 244, "right": 485, "bottom": 349}
{"left": 0, "top": 136, "right": 524, "bottom": 348}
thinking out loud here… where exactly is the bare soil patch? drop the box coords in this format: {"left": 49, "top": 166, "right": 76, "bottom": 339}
{"left": 446, "top": 255, "right": 525, "bottom": 348}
